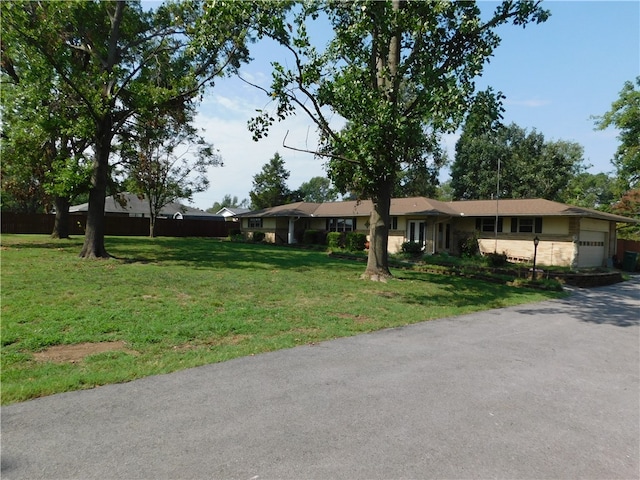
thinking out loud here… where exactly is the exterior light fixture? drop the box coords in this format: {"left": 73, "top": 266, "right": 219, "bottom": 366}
{"left": 532, "top": 236, "right": 540, "bottom": 281}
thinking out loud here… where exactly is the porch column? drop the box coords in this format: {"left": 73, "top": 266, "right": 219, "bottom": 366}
{"left": 288, "top": 217, "right": 296, "bottom": 244}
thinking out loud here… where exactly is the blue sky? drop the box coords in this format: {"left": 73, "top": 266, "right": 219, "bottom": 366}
{"left": 189, "top": 1, "right": 639, "bottom": 211}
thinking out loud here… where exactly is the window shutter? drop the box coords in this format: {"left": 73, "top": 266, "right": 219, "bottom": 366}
{"left": 475, "top": 218, "right": 481, "bottom": 230}
{"left": 510, "top": 218, "right": 518, "bottom": 233}
{"left": 497, "top": 217, "right": 503, "bottom": 233}
{"left": 535, "top": 217, "right": 543, "bottom": 233}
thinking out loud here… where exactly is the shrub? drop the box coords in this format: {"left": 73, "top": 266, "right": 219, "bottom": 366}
{"left": 252, "top": 231, "right": 265, "bottom": 243}
{"left": 303, "top": 229, "right": 320, "bottom": 245}
{"left": 229, "top": 229, "right": 244, "bottom": 242}
{"left": 485, "top": 252, "right": 508, "bottom": 268}
{"left": 345, "top": 232, "right": 367, "bottom": 252}
{"left": 401, "top": 241, "right": 423, "bottom": 257}
{"left": 326, "top": 232, "right": 344, "bottom": 249}
{"left": 459, "top": 233, "right": 480, "bottom": 257}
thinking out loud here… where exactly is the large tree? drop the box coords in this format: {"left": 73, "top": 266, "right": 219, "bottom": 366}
{"left": 2, "top": 0, "right": 249, "bottom": 257}
{"left": 594, "top": 77, "right": 640, "bottom": 190}
{"left": 222, "top": 0, "right": 549, "bottom": 280}
{"left": 451, "top": 91, "right": 586, "bottom": 202}
{"left": 1, "top": 26, "right": 92, "bottom": 237}
{"left": 249, "top": 152, "right": 293, "bottom": 209}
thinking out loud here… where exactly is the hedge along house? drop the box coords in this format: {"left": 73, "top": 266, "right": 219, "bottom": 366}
{"left": 240, "top": 197, "right": 639, "bottom": 268}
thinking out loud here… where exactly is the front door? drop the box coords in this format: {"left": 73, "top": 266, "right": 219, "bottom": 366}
{"left": 408, "top": 221, "right": 425, "bottom": 248}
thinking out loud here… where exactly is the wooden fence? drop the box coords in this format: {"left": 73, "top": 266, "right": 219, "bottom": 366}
{"left": 617, "top": 239, "right": 640, "bottom": 254}
{"left": 1, "top": 213, "right": 235, "bottom": 238}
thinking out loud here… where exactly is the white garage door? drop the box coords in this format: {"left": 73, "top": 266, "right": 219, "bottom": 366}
{"left": 578, "top": 231, "right": 606, "bottom": 268}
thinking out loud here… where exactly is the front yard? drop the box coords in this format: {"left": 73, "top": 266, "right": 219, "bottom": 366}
{"left": 1, "top": 235, "right": 565, "bottom": 405}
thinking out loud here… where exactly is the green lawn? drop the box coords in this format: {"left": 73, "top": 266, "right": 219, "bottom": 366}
{"left": 1, "top": 235, "right": 565, "bottom": 404}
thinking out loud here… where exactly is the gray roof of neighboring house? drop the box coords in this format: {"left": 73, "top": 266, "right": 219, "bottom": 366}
{"left": 70, "top": 193, "right": 223, "bottom": 219}
{"left": 243, "top": 202, "right": 322, "bottom": 218}
{"left": 240, "top": 197, "right": 639, "bottom": 224}
{"left": 216, "top": 207, "right": 251, "bottom": 216}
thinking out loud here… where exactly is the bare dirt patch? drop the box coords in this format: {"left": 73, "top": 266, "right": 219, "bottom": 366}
{"left": 33, "top": 341, "right": 137, "bottom": 364}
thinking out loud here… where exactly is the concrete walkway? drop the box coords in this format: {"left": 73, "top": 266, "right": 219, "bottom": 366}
{"left": 2, "top": 278, "right": 639, "bottom": 479}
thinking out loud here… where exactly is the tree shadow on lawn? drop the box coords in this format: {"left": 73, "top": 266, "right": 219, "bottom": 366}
{"left": 106, "top": 237, "right": 357, "bottom": 271}
{"left": 512, "top": 277, "right": 640, "bottom": 327}
{"left": 395, "top": 272, "right": 542, "bottom": 311}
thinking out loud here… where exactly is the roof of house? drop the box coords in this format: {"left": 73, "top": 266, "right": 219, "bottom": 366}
{"left": 245, "top": 202, "right": 322, "bottom": 218}
{"left": 241, "top": 197, "right": 639, "bottom": 224}
{"left": 450, "top": 198, "right": 638, "bottom": 223}
{"left": 70, "top": 193, "right": 223, "bottom": 219}
{"left": 216, "top": 207, "right": 251, "bottom": 217}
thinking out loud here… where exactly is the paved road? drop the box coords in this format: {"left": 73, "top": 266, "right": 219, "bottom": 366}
{"left": 2, "top": 279, "right": 639, "bottom": 480}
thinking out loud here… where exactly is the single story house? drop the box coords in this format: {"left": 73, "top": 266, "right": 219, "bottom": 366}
{"left": 239, "top": 197, "right": 639, "bottom": 268}
{"left": 70, "top": 193, "right": 225, "bottom": 221}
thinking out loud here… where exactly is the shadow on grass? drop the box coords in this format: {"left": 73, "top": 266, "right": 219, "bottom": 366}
{"left": 105, "top": 237, "right": 356, "bottom": 271}
{"left": 395, "top": 271, "right": 553, "bottom": 310}
{"left": 512, "top": 276, "right": 640, "bottom": 327}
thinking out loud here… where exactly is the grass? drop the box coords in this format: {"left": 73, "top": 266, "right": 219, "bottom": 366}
{"left": 1, "top": 234, "right": 566, "bottom": 405}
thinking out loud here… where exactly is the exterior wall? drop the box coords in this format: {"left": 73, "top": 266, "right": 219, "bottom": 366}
{"left": 477, "top": 238, "right": 575, "bottom": 266}
{"left": 458, "top": 216, "right": 579, "bottom": 267}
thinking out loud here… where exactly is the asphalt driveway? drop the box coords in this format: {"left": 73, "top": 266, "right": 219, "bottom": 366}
{"left": 2, "top": 278, "right": 639, "bottom": 479}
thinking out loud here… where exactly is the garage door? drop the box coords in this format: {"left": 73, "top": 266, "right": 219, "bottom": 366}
{"left": 578, "top": 231, "right": 606, "bottom": 268}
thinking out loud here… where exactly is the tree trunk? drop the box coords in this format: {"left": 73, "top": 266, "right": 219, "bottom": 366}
{"left": 149, "top": 215, "right": 156, "bottom": 238}
{"left": 79, "top": 123, "right": 111, "bottom": 258}
{"left": 362, "top": 181, "right": 393, "bottom": 281}
{"left": 51, "top": 196, "right": 70, "bottom": 239}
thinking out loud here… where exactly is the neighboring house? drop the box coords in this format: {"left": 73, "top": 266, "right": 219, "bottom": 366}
{"left": 216, "top": 207, "right": 251, "bottom": 222}
{"left": 239, "top": 197, "right": 639, "bottom": 268}
{"left": 69, "top": 193, "right": 225, "bottom": 221}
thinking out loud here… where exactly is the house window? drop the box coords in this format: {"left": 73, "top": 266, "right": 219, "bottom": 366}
{"left": 476, "top": 217, "right": 503, "bottom": 233}
{"left": 389, "top": 217, "right": 398, "bottom": 230}
{"left": 326, "top": 217, "right": 355, "bottom": 232}
{"left": 248, "top": 218, "right": 263, "bottom": 228}
{"left": 510, "top": 217, "right": 542, "bottom": 234}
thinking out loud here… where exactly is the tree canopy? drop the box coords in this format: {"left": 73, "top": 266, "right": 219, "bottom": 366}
{"left": 450, "top": 90, "right": 586, "bottom": 201}
{"left": 593, "top": 77, "right": 640, "bottom": 190}
{"left": 1, "top": 0, "right": 250, "bottom": 256}
{"left": 298, "top": 176, "right": 338, "bottom": 203}
{"left": 249, "top": 152, "right": 294, "bottom": 209}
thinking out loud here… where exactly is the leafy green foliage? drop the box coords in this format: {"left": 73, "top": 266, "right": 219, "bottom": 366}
{"left": 485, "top": 252, "right": 508, "bottom": 268}
{"left": 1, "top": 0, "right": 253, "bottom": 256}
{"left": 611, "top": 189, "right": 640, "bottom": 239}
{"left": 303, "top": 229, "right": 322, "bottom": 245}
{"left": 458, "top": 233, "right": 480, "bottom": 258}
{"left": 401, "top": 241, "right": 423, "bottom": 257}
{"left": 249, "top": 152, "right": 294, "bottom": 209}
{"left": 298, "top": 176, "right": 338, "bottom": 203}
{"left": 451, "top": 119, "right": 586, "bottom": 201}
{"left": 252, "top": 231, "right": 266, "bottom": 243}
{"left": 593, "top": 77, "right": 640, "bottom": 190}
{"left": 560, "top": 172, "right": 618, "bottom": 209}
{"left": 345, "top": 232, "right": 367, "bottom": 252}
{"left": 326, "top": 232, "right": 344, "bottom": 249}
